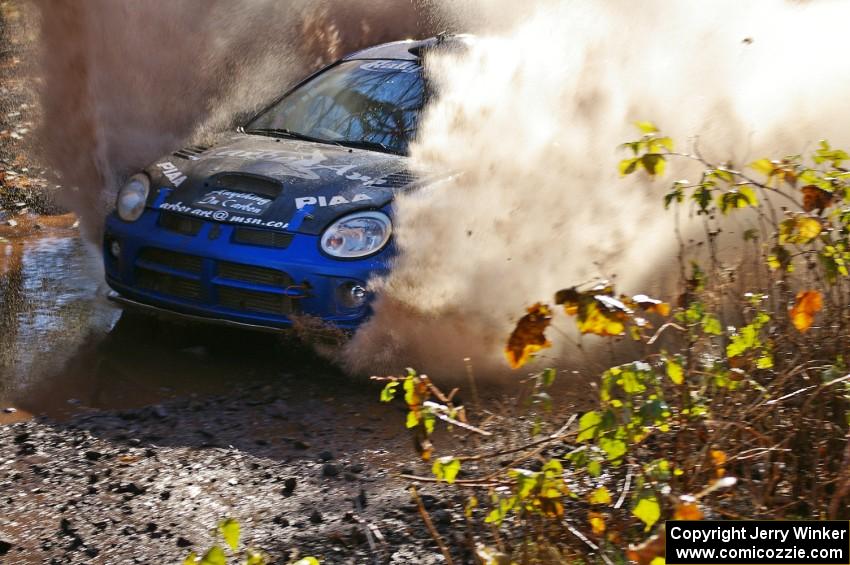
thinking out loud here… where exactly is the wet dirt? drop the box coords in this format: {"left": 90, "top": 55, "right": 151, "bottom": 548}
{"left": 0, "top": 228, "right": 462, "bottom": 564}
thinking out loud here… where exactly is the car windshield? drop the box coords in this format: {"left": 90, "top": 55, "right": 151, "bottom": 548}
{"left": 245, "top": 59, "right": 425, "bottom": 155}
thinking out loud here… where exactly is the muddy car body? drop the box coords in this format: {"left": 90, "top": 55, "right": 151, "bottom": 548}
{"left": 103, "top": 36, "right": 466, "bottom": 331}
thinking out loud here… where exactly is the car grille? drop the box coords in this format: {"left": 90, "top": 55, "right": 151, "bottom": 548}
{"left": 136, "top": 268, "right": 203, "bottom": 301}
{"left": 159, "top": 211, "right": 204, "bottom": 236}
{"left": 137, "top": 247, "right": 202, "bottom": 273}
{"left": 218, "top": 261, "right": 292, "bottom": 287}
{"left": 134, "top": 247, "right": 298, "bottom": 316}
{"left": 232, "top": 228, "right": 293, "bottom": 249}
{"left": 217, "top": 287, "right": 294, "bottom": 315}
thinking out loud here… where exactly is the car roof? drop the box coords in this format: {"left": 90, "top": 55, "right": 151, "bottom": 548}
{"left": 342, "top": 34, "right": 475, "bottom": 61}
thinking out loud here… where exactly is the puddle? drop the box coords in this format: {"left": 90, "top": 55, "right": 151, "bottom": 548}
{"left": 0, "top": 227, "right": 361, "bottom": 423}
{"left": 0, "top": 228, "right": 117, "bottom": 417}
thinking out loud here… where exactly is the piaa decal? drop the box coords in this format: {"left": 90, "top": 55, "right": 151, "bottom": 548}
{"left": 295, "top": 194, "right": 372, "bottom": 209}
{"left": 156, "top": 162, "right": 187, "bottom": 187}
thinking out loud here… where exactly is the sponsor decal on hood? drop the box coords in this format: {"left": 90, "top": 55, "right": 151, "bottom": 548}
{"left": 144, "top": 134, "right": 422, "bottom": 235}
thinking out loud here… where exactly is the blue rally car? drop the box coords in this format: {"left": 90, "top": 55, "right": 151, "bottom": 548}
{"left": 104, "top": 36, "right": 466, "bottom": 332}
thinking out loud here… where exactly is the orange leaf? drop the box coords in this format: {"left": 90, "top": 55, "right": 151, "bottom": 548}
{"left": 630, "top": 294, "right": 671, "bottom": 316}
{"left": 790, "top": 290, "right": 823, "bottom": 332}
{"left": 627, "top": 533, "right": 666, "bottom": 565}
{"left": 554, "top": 287, "right": 581, "bottom": 316}
{"left": 505, "top": 303, "right": 552, "bottom": 369}
{"left": 673, "top": 502, "right": 704, "bottom": 520}
{"left": 801, "top": 185, "right": 833, "bottom": 213}
{"left": 588, "top": 511, "right": 606, "bottom": 535}
{"left": 710, "top": 449, "right": 727, "bottom": 478}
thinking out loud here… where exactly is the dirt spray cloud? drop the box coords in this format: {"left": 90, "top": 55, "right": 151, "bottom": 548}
{"left": 34, "top": 0, "right": 429, "bottom": 240}
{"left": 28, "top": 0, "right": 850, "bottom": 380}
{"left": 343, "top": 0, "right": 850, "bottom": 378}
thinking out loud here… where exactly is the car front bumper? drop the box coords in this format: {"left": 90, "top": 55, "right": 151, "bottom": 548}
{"left": 103, "top": 208, "right": 390, "bottom": 330}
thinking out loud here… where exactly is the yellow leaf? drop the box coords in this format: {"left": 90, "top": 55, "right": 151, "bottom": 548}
{"left": 739, "top": 186, "right": 758, "bottom": 206}
{"left": 636, "top": 121, "right": 659, "bottom": 134}
{"left": 217, "top": 518, "right": 240, "bottom": 552}
{"left": 780, "top": 216, "right": 822, "bottom": 244}
{"left": 633, "top": 494, "right": 661, "bottom": 531}
{"left": 577, "top": 302, "right": 626, "bottom": 337}
{"left": 588, "top": 511, "right": 606, "bottom": 535}
{"left": 589, "top": 486, "right": 612, "bottom": 505}
{"left": 673, "top": 502, "right": 704, "bottom": 520}
{"left": 666, "top": 359, "right": 684, "bottom": 385}
{"left": 505, "top": 303, "right": 552, "bottom": 369}
{"left": 790, "top": 290, "right": 823, "bottom": 332}
{"left": 619, "top": 158, "right": 638, "bottom": 176}
{"left": 797, "top": 217, "right": 822, "bottom": 241}
{"left": 749, "top": 158, "right": 775, "bottom": 177}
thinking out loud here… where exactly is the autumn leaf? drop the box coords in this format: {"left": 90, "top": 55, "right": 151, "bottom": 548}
{"left": 673, "top": 502, "right": 704, "bottom": 520}
{"left": 641, "top": 153, "right": 666, "bottom": 176}
{"left": 710, "top": 449, "right": 727, "bottom": 478}
{"left": 779, "top": 216, "right": 821, "bottom": 245}
{"left": 589, "top": 486, "right": 612, "bottom": 505}
{"left": 666, "top": 358, "right": 684, "bottom": 385}
{"left": 432, "top": 457, "right": 461, "bottom": 484}
{"left": 619, "top": 158, "right": 639, "bottom": 176}
{"left": 198, "top": 546, "right": 226, "bottom": 565}
{"left": 801, "top": 184, "right": 833, "bottom": 213}
{"left": 797, "top": 217, "right": 823, "bottom": 241}
{"left": 578, "top": 302, "right": 626, "bottom": 336}
{"left": 627, "top": 532, "right": 666, "bottom": 565}
{"left": 588, "top": 511, "right": 606, "bottom": 535}
{"left": 633, "top": 493, "right": 661, "bottom": 531}
{"left": 556, "top": 286, "right": 631, "bottom": 337}
{"left": 790, "top": 290, "right": 823, "bottom": 332}
{"left": 505, "top": 303, "right": 552, "bottom": 369}
{"left": 555, "top": 287, "right": 581, "bottom": 316}
{"left": 630, "top": 294, "right": 671, "bottom": 316}
{"left": 217, "top": 518, "right": 240, "bottom": 551}
{"left": 636, "top": 121, "right": 659, "bottom": 134}
{"left": 718, "top": 186, "right": 758, "bottom": 213}
{"left": 749, "top": 158, "right": 776, "bottom": 177}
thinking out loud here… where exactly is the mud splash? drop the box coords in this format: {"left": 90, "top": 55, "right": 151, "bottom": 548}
{"left": 34, "top": 0, "right": 430, "bottom": 241}
{"left": 343, "top": 0, "right": 850, "bottom": 377}
{"left": 26, "top": 0, "right": 850, "bottom": 380}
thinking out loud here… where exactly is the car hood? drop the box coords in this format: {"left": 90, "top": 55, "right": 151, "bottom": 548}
{"left": 143, "top": 133, "right": 419, "bottom": 235}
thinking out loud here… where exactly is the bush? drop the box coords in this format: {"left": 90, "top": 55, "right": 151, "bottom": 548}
{"left": 377, "top": 123, "right": 850, "bottom": 564}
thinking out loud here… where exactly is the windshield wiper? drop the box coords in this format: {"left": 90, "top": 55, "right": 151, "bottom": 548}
{"left": 243, "top": 128, "right": 343, "bottom": 148}
{"left": 245, "top": 128, "right": 399, "bottom": 155}
{"left": 336, "top": 139, "right": 397, "bottom": 154}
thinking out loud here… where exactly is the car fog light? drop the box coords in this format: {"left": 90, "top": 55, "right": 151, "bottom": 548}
{"left": 337, "top": 282, "right": 368, "bottom": 309}
{"left": 109, "top": 240, "right": 121, "bottom": 259}
{"left": 351, "top": 285, "right": 367, "bottom": 301}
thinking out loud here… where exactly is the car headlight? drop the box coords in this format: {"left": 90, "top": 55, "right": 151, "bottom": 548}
{"left": 116, "top": 173, "right": 150, "bottom": 222}
{"left": 320, "top": 211, "right": 392, "bottom": 258}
